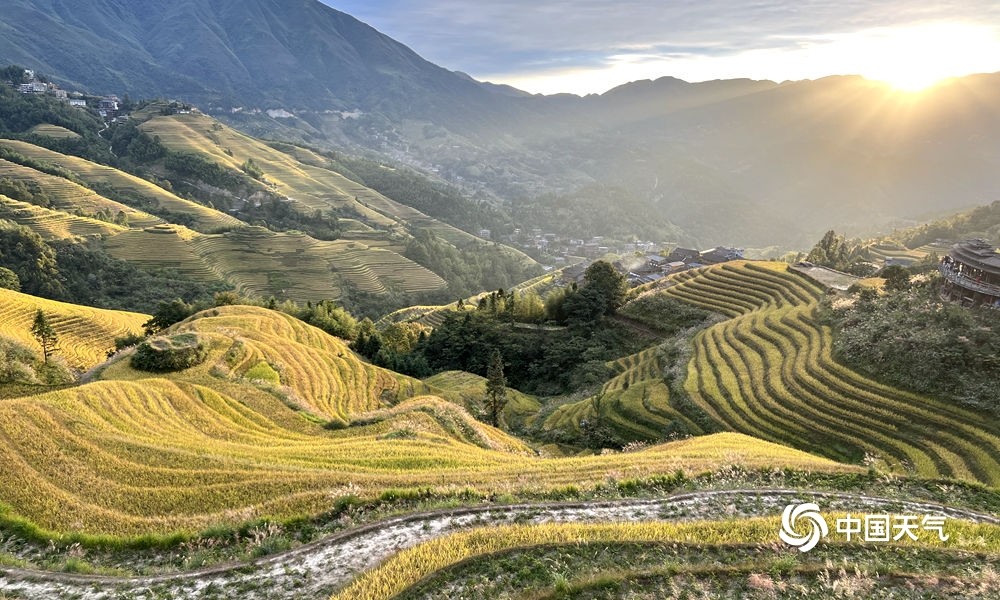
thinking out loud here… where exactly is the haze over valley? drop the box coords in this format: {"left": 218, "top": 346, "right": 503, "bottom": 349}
{"left": 1, "top": 2, "right": 1000, "bottom": 599}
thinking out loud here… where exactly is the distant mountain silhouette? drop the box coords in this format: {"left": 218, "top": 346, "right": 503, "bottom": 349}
{"left": 4, "top": 0, "right": 1000, "bottom": 248}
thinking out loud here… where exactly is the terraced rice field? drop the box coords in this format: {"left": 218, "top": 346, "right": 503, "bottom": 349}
{"left": 913, "top": 240, "right": 953, "bottom": 256}
{"left": 0, "top": 139, "right": 244, "bottom": 233}
{"left": 0, "top": 158, "right": 162, "bottom": 228}
{"left": 0, "top": 304, "right": 853, "bottom": 538}
{"left": 26, "top": 124, "right": 80, "bottom": 139}
{"left": 0, "top": 288, "right": 147, "bottom": 370}
{"left": 661, "top": 261, "right": 1000, "bottom": 485}
{"left": 104, "top": 225, "right": 445, "bottom": 301}
{"left": 378, "top": 271, "right": 563, "bottom": 329}
{"left": 139, "top": 113, "right": 535, "bottom": 267}
{"left": 424, "top": 370, "right": 542, "bottom": 428}
{"left": 332, "top": 517, "right": 1000, "bottom": 600}
{"left": 545, "top": 346, "right": 700, "bottom": 442}
{"left": 141, "top": 114, "right": 400, "bottom": 228}
{"left": 866, "top": 243, "right": 926, "bottom": 265}
{"left": 103, "top": 225, "right": 221, "bottom": 282}
{"left": 0, "top": 194, "right": 124, "bottom": 239}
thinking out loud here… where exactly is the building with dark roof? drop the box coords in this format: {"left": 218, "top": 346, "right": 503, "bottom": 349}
{"left": 940, "top": 239, "right": 1000, "bottom": 308}
{"left": 698, "top": 247, "right": 744, "bottom": 264}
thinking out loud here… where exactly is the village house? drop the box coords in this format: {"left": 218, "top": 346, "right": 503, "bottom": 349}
{"left": 698, "top": 247, "right": 745, "bottom": 264}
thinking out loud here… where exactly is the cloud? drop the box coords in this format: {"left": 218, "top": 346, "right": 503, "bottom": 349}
{"left": 323, "top": 1, "right": 1000, "bottom": 93}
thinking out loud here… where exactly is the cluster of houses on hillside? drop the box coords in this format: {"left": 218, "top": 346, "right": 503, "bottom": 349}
{"left": 7, "top": 69, "right": 127, "bottom": 122}
{"left": 561, "top": 246, "right": 745, "bottom": 286}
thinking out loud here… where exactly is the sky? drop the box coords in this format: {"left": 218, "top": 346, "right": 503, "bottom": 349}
{"left": 321, "top": 1, "right": 1000, "bottom": 95}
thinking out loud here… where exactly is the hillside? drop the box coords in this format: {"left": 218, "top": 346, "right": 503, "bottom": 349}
{"left": 0, "top": 138, "right": 244, "bottom": 233}
{"left": 0, "top": 301, "right": 853, "bottom": 538}
{"left": 0, "top": 113, "right": 538, "bottom": 308}
{"left": 8, "top": 2, "right": 1000, "bottom": 248}
{"left": 0, "top": 287, "right": 147, "bottom": 370}
{"left": 0, "top": 0, "right": 516, "bottom": 127}
{"left": 654, "top": 261, "right": 1000, "bottom": 484}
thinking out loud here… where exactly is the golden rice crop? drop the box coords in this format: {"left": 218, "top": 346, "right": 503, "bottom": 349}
{"left": 330, "top": 517, "right": 1000, "bottom": 600}
{"left": 663, "top": 261, "right": 1000, "bottom": 485}
{"left": 0, "top": 304, "right": 852, "bottom": 538}
{"left": 0, "top": 288, "right": 147, "bottom": 370}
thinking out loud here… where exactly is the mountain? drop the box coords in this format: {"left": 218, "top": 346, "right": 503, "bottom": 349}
{"left": 0, "top": 0, "right": 511, "bottom": 123}
{"left": 5, "top": 0, "right": 1000, "bottom": 250}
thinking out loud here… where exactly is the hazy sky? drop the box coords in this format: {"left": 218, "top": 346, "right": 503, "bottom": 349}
{"left": 322, "top": 1, "right": 1000, "bottom": 95}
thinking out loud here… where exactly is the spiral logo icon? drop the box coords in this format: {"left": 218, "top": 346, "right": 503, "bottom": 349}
{"left": 779, "top": 503, "right": 828, "bottom": 552}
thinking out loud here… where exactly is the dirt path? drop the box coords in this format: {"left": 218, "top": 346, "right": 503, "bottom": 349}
{"left": 1, "top": 489, "right": 996, "bottom": 600}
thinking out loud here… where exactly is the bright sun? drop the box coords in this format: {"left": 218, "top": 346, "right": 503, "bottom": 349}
{"left": 854, "top": 23, "right": 1000, "bottom": 92}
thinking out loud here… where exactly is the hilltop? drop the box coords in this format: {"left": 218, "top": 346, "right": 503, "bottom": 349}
{"left": 0, "top": 299, "right": 853, "bottom": 538}
{"left": 0, "top": 88, "right": 539, "bottom": 313}
{"left": 5, "top": 1, "right": 1000, "bottom": 249}
{"left": 0, "top": 286, "right": 146, "bottom": 371}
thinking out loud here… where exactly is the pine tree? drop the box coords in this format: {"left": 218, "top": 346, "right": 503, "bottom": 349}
{"left": 31, "top": 309, "right": 57, "bottom": 363}
{"left": 484, "top": 348, "right": 508, "bottom": 428}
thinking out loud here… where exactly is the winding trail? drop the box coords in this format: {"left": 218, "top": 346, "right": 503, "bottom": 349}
{"left": 1, "top": 489, "right": 996, "bottom": 599}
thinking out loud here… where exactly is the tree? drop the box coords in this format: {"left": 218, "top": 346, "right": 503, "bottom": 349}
{"left": 583, "top": 260, "right": 628, "bottom": 315}
{"left": 143, "top": 299, "right": 194, "bottom": 335}
{"left": 31, "top": 310, "right": 57, "bottom": 363}
{"left": 484, "top": 348, "right": 508, "bottom": 428}
{"left": 880, "top": 264, "right": 911, "bottom": 293}
{"left": 0, "top": 267, "right": 20, "bottom": 291}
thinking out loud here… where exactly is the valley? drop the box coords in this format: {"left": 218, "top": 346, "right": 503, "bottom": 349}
{"left": 1, "top": 2, "right": 999, "bottom": 598}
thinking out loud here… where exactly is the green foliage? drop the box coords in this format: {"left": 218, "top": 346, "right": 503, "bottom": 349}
{"left": 0, "top": 176, "right": 52, "bottom": 207}
{"left": 805, "top": 230, "right": 869, "bottom": 274}
{"left": 298, "top": 300, "right": 358, "bottom": 340}
{"left": 879, "top": 264, "right": 911, "bottom": 292}
{"left": 143, "top": 299, "right": 195, "bottom": 335}
{"left": 244, "top": 361, "right": 280, "bottom": 384}
{"left": 582, "top": 261, "right": 628, "bottom": 316}
{"left": 0, "top": 65, "right": 29, "bottom": 85}
{"left": 404, "top": 228, "right": 540, "bottom": 298}
{"left": 0, "top": 84, "right": 103, "bottom": 139}
{"left": 109, "top": 123, "right": 166, "bottom": 163}
{"left": 51, "top": 242, "right": 230, "bottom": 314}
{"left": 892, "top": 200, "right": 1000, "bottom": 249}
{"left": 484, "top": 348, "right": 508, "bottom": 427}
{"left": 822, "top": 282, "right": 1000, "bottom": 414}
{"left": 107, "top": 333, "right": 145, "bottom": 358}
{"left": 0, "top": 267, "right": 20, "bottom": 291}
{"left": 0, "top": 335, "right": 41, "bottom": 383}
{"left": 30, "top": 310, "right": 57, "bottom": 362}
{"left": 620, "top": 295, "right": 712, "bottom": 335}
{"left": 130, "top": 333, "right": 208, "bottom": 372}
{"left": 417, "top": 306, "right": 657, "bottom": 396}
{"left": 240, "top": 158, "right": 264, "bottom": 180}
{"left": 163, "top": 152, "right": 247, "bottom": 191}
{"left": 0, "top": 221, "right": 62, "bottom": 297}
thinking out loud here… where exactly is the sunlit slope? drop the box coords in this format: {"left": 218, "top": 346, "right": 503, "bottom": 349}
{"left": 0, "top": 139, "right": 244, "bottom": 233}
{"left": 103, "top": 224, "right": 446, "bottom": 300}
{"left": 0, "top": 194, "right": 125, "bottom": 240}
{"left": 0, "top": 158, "right": 161, "bottom": 228}
{"left": 0, "top": 288, "right": 147, "bottom": 369}
{"left": 0, "top": 304, "right": 852, "bottom": 537}
{"left": 379, "top": 271, "right": 564, "bottom": 328}
{"left": 139, "top": 112, "right": 535, "bottom": 268}
{"left": 26, "top": 124, "right": 80, "bottom": 139}
{"left": 662, "top": 261, "right": 1000, "bottom": 485}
